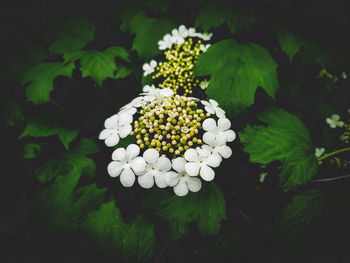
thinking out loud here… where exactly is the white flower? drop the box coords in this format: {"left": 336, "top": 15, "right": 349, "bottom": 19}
{"left": 107, "top": 144, "right": 146, "bottom": 187}
{"left": 165, "top": 157, "right": 202, "bottom": 196}
{"left": 184, "top": 148, "right": 221, "bottom": 181}
{"left": 137, "top": 148, "right": 172, "bottom": 188}
{"left": 200, "top": 44, "right": 211, "bottom": 52}
{"left": 188, "top": 27, "right": 197, "bottom": 37}
{"left": 158, "top": 34, "right": 176, "bottom": 50}
{"left": 119, "top": 107, "right": 137, "bottom": 115}
{"left": 142, "top": 60, "right": 157, "bottom": 76}
{"left": 314, "top": 147, "right": 325, "bottom": 158}
{"left": 171, "top": 25, "right": 188, "bottom": 45}
{"left": 341, "top": 72, "right": 347, "bottom": 79}
{"left": 99, "top": 113, "right": 133, "bottom": 147}
{"left": 197, "top": 32, "right": 213, "bottom": 41}
{"left": 141, "top": 85, "right": 174, "bottom": 101}
{"left": 201, "top": 99, "right": 225, "bottom": 118}
{"left": 199, "top": 79, "right": 209, "bottom": 90}
{"left": 326, "top": 114, "right": 344, "bottom": 128}
{"left": 202, "top": 118, "right": 236, "bottom": 143}
{"left": 121, "top": 97, "right": 144, "bottom": 110}
{"left": 202, "top": 132, "right": 232, "bottom": 161}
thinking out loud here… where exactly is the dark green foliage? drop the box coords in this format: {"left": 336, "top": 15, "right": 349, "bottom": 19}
{"left": 194, "top": 39, "right": 279, "bottom": 116}
{"left": 239, "top": 108, "right": 318, "bottom": 191}
{"left": 157, "top": 183, "right": 226, "bottom": 240}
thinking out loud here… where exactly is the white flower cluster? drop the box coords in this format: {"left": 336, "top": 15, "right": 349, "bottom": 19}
{"left": 99, "top": 25, "right": 236, "bottom": 196}
{"left": 158, "top": 25, "right": 213, "bottom": 50}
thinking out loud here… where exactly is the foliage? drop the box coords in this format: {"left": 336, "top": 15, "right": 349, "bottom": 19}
{"left": 194, "top": 39, "right": 279, "bottom": 116}
{"left": 239, "top": 108, "right": 318, "bottom": 191}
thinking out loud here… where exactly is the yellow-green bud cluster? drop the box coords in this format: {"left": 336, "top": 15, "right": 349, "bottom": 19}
{"left": 153, "top": 38, "right": 204, "bottom": 96}
{"left": 130, "top": 95, "right": 210, "bottom": 158}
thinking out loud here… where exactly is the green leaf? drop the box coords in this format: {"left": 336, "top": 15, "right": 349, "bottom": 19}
{"left": 276, "top": 26, "right": 302, "bottom": 63}
{"left": 143, "top": 0, "right": 172, "bottom": 12}
{"left": 81, "top": 200, "right": 155, "bottom": 262}
{"left": 239, "top": 108, "right": 318, "bottom": 191}
{"left": 64, "top": 46, "right": 131, "bottom": 86}
{"left": 22, "top": 143, "right": 42, "bottom": 159}
{"left": 35, "top": 138, "right": 98, "bottom": 183}
{"left": 21, "top": 62, "right": 75, "bottom": 105}
{"left": 194, "top": 39, "right": 279, "bottom": 116}
{"left": 157, "top": 183, "right": 226, "bottom": 240}
{"left": 280, "top": 189, "right": 327, "bottom": 250}
{"left": 195, "top": 1, "right": 255, "bottom": 35}
{"left": 19, "top": 119, "right": 79, "bottom": 150}
{"left": 43, "top": 13, "right": 95, "bottom": 55}
{"left": 34, "top": 138, "right": 104, "bottom": 232}
{"left": 121, "top": 11, "right": 176, "bottom": 60}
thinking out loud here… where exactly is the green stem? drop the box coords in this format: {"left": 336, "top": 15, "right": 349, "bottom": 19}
{"left": 318, "top": 147, "right": 350, "bottom": 161}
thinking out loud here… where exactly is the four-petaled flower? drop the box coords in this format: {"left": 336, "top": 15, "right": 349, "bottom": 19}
{"left": 184, "top": 148, "right": 221, "bottom": 181}
{"left": 141, "top": 85, "right": 174, "bottom": 101}
{"left": 202, "top": 118, "right": 236, "bottom": 143}
{"left": 326, "top": 114, "right": 344, "bottom": 128}
{"left": 99, "top": 113, "right": 133, "bottom": 147}
{"left": 202, "top": 132, "right": 232, "bottom": 162}
{"left": 199, "top": 79, "right": 209, "bottom": 90}
{"left": 137, "top": 148, "right": 172, "bottom": 188}
{"left": 201, "top": 99, "right": 225, "bottom": 118}
{"left": 314, "top": 147, "right": 325, "bottom": 158}
{"left": 158, "top": 34, "right": 176, "bottom": 50}
{"left": 142, "top": 60, "right": 157, "bottom": 76}
{"left": 107, "top": 144, "right": 146, "bottom": 187}
{"left": 165, "top": 157, "right": 202, "bottom": 196}
{"left": 171, "top": 25, "right": 188, "bottom": 45}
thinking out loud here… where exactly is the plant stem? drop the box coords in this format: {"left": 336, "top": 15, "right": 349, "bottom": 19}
{"left": 311, "top": 174, "right": 350, "bottom": 183}
{"left": 318, "top": 147, "right": 350, "bottom": 161}
{"left": 154, "top": 238, "right": 170, "bottom": 263}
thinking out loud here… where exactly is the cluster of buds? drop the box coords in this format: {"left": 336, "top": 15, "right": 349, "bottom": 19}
{"left": 99, "top": 25, "right": 236, "bottom": 196}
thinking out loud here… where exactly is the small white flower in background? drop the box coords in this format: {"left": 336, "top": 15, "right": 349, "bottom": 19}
{"left": 142, "top": 60, "right": 157, "bottom": 76}
{"left": 99, "top": 113, "right": 133, "bottom": 147}
{"left": 107, "top": 144, "right": 146, "bottom": 187}
{"left": 184, "top": 148, "right": 221, "bottom": 181}
{"left": 200, "top": 44, "right": 211, "bottom": 52}
{"left": 326, "top": 114, "right": 344, "bottom": 128}
{"left": 202, "top": 132, "right": 232, "bottom": 162}
{"left": 341, "top": 72, "right": 347, "bottom": 79}
{"left": 259, "top": 172, "right": 268, "bottom": 183}
{"left": 165, "top": 157, "right": 202, "bottom": 196}
{"left": 201, "top": 99, "right": 225, "bottom": 118}
{"left": 158, "top": 34, "right": 176, "bottom": 50}
{"left": 339, "top": 135, "right": 349, "bottom": 141}
{"left": 188, "top": 27, "right": 197, "bottom": 37}
{"left": 202, "top": 118, "right": 236, "bottom": 143}
{"left": 171, "top": 25, "right": 188, "bottom": 45}
{"left": 314, "top": 147, "right": 325, "bottom": 158}
{"left": 137, "top": 148, "right": 172, "bottom": 189}
{"left": 199, "top": 79, "right": 209, "bottom": 90}
{"left": 197, "top": 32, "right": 213, "bottom": 41}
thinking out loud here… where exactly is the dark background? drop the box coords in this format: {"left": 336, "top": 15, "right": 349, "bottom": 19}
{"left": 1, "top": 0, "right": 350, "bottom": 262}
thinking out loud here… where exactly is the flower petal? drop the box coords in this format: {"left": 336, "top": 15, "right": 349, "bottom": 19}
{"left": 216, "top": 108, "right": 226, "bottom": 118}
{"left": 184, "top": 148, "right": 199, "bottom": 162}
{"left": 143, "top": 148, "right": 159, "bottom": 165}
{"left": 201, "top": 100, "right": 210, "bottom": 107}
{"left": 112, "top": 147, "right": 126, "bottom": 161}
{"left": 118, "top": 113, "right": 133, "bottom": 125}
{"left": 104, "top": 114, "right": 119, "bottom": 129}
{"left": 200, "top": 165, "right": 215, "bottom": 181}
{"left": 126, "top": 144, "right": 140, "bottom": 159}
{"left": 203, "top": 132, "right": 216, "bottom": 146}
{"left": 209, "top": 99, "right": 218, "bottom": 107}
{"left": 165, "top": 171, "right": 180, "bottom": 187}
{"left": 218, "top": 118, "right": 231, "bottom": 131}
{"left": 206, "top": 153, "right": 221, "bottom": 167}
{"left": 99, "top": 129, "right": 113, "bottom": 140}
{"left": 173, "top": 178, "right": 188, "bottom": 196}
{"left": 204, "top": 105, "right": 215, "bottom": 114}
{"left": 198, "top": 148, "right": 211, "bottom": 158}
{"left": 131, "top": 157, "right": 146, "bottom": 175}
{"left": 154, "top": 172, "right": 168, "bottom": 188}
{"left": 156, "top": 157, "right": 171, "bottom": 171}
{"left": 105, "top": 132, "right": 120, "bottom": 147}
{"left": 120, "top": 167, "right": 135, "bottom": 187}
{"left": 137, "top": 171, "right": 154, "bottom": 189}
{"left": 185, "top": 176, "right": 202, "bottom": 192}
{"left": 185, "top": 162, "right": 200, "bottom": 176}
{"left": 107, "top": 161, "right": 124, "bottom": 177}
{"left": 217, "top": 145, "right": 232, "bottom": 159}
{"left": 202, "top": 118, "right": 217, "bottom": 132}
{"left": 223, "top": 130, "right": 236, "bottom": 142}
{"left": 119, "top": 124, "right": 132, "bottom": 138}
{"left": 172, "top": 157, "right": 186, "bottom": 173}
